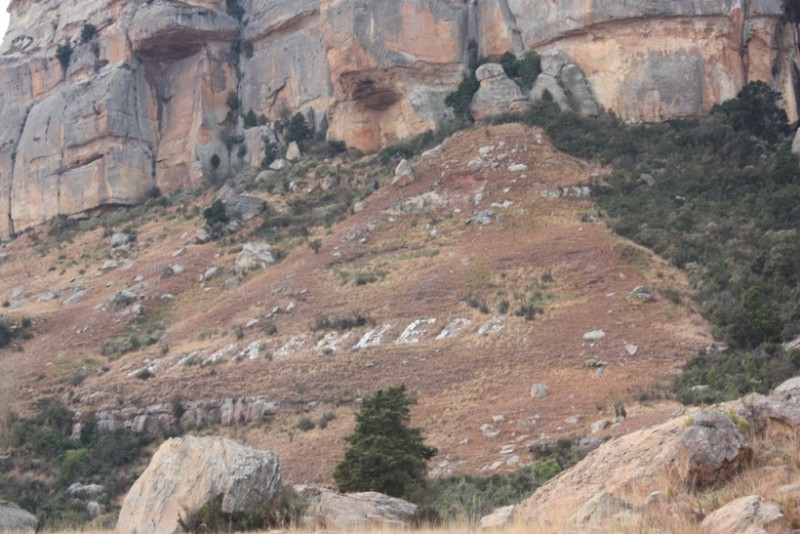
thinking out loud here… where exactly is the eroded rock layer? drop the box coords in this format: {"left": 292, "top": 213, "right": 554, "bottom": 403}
{"left": 0, "top": 0, "right": 796, "bottom": 236}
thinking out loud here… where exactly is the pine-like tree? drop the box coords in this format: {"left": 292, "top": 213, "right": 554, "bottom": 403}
{"left": 333, "top": 385, "right": 437, "bottom": 501}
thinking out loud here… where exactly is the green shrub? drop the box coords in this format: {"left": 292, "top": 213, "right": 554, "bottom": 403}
{"left": 419, "top": 466, "right": 539, "bottom": 525}
{"left": 204, "top": 199, "right": 228, "bottom": 224}
{"left": 312, "top": 312, "right": 372, "bottom": 331}
{"left": 297, "top": 417, "right": 315, "bottom": 431}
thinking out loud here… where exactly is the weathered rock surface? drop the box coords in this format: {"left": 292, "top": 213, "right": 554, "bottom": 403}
{"left": 470, "top": 63, "right": 529, "bottom": 121}
{"left": 680, "top": 411, "right": 752, "bottom": 489}
{"left": 0, "top": 501, "right": 38, "bottom": 533}
{"left": 570, "top": 491, "right": 635, "bottom": 525}
{"left": 116, "top": 436, "right": 281, "bottom": 534}
{"left": 315, "top": 491, "right": 418, "bottom": 530}
{"left": 700, "top": 495, "right": 787, "bottom": 534}
{"left": 235, "top": 243, "right": 275, "bottom": 274}
{"left": 72, "top": 395, "right": 279, "bottom": 438}
{"left": 480, "top": 504, "right": 515, "bottom": 529}
{"left": 0, "top": 0, "right": 796, "bottom": 237}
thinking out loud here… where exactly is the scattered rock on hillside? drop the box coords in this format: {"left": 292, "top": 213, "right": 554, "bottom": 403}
{"left": 63, "top": 290, "right": 86, "bottom": 306}
{"left": 392, "top": 159, "right": 415, "bottom": 186}
{"left": 225, "top": 195, "right": 266, "bottom": 221}
{"left": 116, "top": 436, "right": 281, "bottom": 534}
{"left": 67, "top": 482, "right": 105, "bottom": 499}
{"left": 470, "top": 63, "right": 528, "bottom": 121}
{"left": 201, "top": 265, "right": 220, "bottom": 281}
{"left": 222, "top": 277, "right": 241, "bottom": 290}
{"left": 480, "top": 505, "right": 515, "bottom": 529}
{"left": 195, "top": 228, "right": 211, "bottom": 244}
{"left": 285, "top": 141, "right": 302, "bottom": 162}
{"left": 109, "top": 290, "right": 137, "bottom": 310}
{"left": 269, "top": 158, "right": 289, "bottom": 171}
{"left": 531, "top": 383, "right": 549, "bottom": 398}
{"left": 629, "top": 286, "right": 654, "bottom": 302}
{"left": 110, "top": 232, "right": 132, "bottom": 248}
{"left": 583, "top": 329, "right": 606, "bottom": 341}
{"left": 0, "top": 501, "right": 38, "bottom": 533}
{"left": 700, "top": 495, "right": 786, "bottom": 534}
{"left": 680, "top": 411, "right": 752, "bottom": 490}
{"left": 570, "top": 491, "right": 635, "bottom": 525}
{"left": 314, "top": 491, "right": 417, "bottom": 530}
{"left": 234, "top": 243, "right": 275, "bottom": 274}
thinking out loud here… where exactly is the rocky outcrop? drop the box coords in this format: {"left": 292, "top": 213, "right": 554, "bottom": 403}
{"left": 470, "top": 63, "right": 529, "bottom": 121}
{"left": 0, "top": 501, "right": 38, "bottom": 533}
{"left": 680, "top": 411, "right": 752, "bottom": 490}
{"left": 530, "top": 49, "right": 599, "bottom": 116}
{"left": 314, "top": 491, "right": 418, "bottom": 530}
{"left": 0, "top": 0, "right": 797, "bottom": 237}
{"left": 480, "top": 1, "right": 794, "bottom": 122}
{"left": 116, "top": 436, "right": 281, "bottom": 534}
{"left": 71, "top": 395, "right": 279, "bottom": 438}
{"left": 234, "top": 242, "right": 275, "bottom": 274}
{"left": 700, "top": 495, "right": 787, "bottom": 534}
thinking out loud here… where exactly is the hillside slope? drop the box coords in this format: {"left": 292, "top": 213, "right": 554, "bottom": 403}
{"left": 0, "top": 123, "right": 709, "bottom": 485}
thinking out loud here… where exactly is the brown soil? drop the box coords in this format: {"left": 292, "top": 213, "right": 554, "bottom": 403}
{"left": 0, "top": 123, "right": 710, "bottom": 486}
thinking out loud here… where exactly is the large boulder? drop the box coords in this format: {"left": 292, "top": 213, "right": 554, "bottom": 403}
{"left": 480, "top": 504, "right": 515, "bottom": 529}
{"left": 116, "top": 436, "right": 281, "bottom": 534}
{"left": 315, "top": 491, "right": 418, "bottom": 530}
{"left": 700, "top": 495, "right": 786, "bottom": 534}
{"left": 530, "top": 49, "right": 599, "bottom": 116}
{"left": 234, "top": 243, "right": 275, "bottom": 274}
{"left": 680, "top": 411, "right": 752, "bottom": 490}
{"left": 0, "top": 501, "right": 38, "bottom": 533}
{"left": 470, "top": 63, "right": 529, "bottom": 121}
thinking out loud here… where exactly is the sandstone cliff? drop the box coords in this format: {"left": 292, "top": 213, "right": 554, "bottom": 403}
{"left": 0, "top": 0, "right": 796, "bottom": 237}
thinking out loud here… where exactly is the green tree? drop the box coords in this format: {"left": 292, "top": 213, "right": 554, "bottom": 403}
{"left": 285, "top": 112, "right": 312, "bottom": 143}
{"left": 712, "top": 81, "right": 790, "bottom": 144}
{"left": 333, "top": 385, "right": 437, "bottom": 501}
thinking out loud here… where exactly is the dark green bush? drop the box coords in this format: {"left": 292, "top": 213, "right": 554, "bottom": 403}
{"left": 80, "top": 23, "right": 97, "bottom": 43}
{"left": 312, "top": 312, "right": 372, "bottom": 331}
{"left": 56, "top": 44, "right": 73, "bottom": 71}
{"left": 285, "top": 113, "right": 312, "bottom": 144}
{"left": 244, "top": 110, "right": 258, "bottom": 128}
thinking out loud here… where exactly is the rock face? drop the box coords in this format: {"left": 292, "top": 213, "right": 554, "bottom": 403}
{"left": 0, "top": 0, "right": 796, "bottom": 237}
{"left": 116, "top": 436, "right": 282, "bottom": 534}
{"left": 680, "top": 411, "right": 752, "bottom": 489}
{"left": 0, "top": 501, "right": 38, "bottom": 533}
{"left": 700, "top": 495, "right": 786, "bottom": 534}
{"left": 315, "top": 491, "right": 418, "bottom": 530}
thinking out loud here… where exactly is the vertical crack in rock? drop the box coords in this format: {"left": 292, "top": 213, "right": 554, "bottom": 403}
{"left": 498, "top": 0, "right": 524, "bottom": 57}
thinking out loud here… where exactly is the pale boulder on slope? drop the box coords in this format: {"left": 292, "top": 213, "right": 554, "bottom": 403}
{"left": 116, "top": 436, "right": 281, "bottom": 534}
